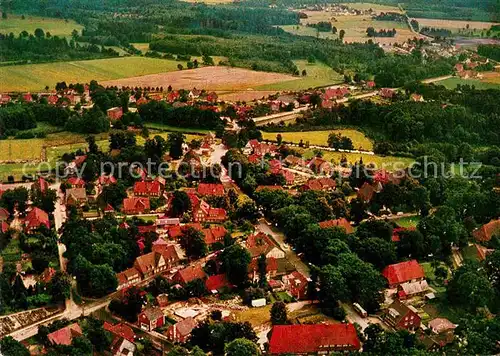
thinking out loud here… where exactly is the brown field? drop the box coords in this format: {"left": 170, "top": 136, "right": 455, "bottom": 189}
{"left": 218, "top": 90, "right": 278, "bottom": 102}
{"left": 414, "top": 18, "right": 498, "bottom": 31}
{"left": 101, "top": 66, "right": 300, "bottom": 91}
{"left": 480, "top": 71, "right": 500, "bottom": 84}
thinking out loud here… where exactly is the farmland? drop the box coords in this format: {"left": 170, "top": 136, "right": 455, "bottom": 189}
{"left": 261, "top": 129, "right": 374, "bottom": 151}
{"left": 0, "top": 15, "right": 83, "bottom": 37}
{"left": 0, "top": 57, "right": 182, "bottom": 92}
{"left": 256, "top": 60, "right": 343, "bottom": 91}
{"left": 414, "top": 18, "right": 498, "bottom": 32}
{"left": 100, "top": 66, "right": 300, "bottom": 91}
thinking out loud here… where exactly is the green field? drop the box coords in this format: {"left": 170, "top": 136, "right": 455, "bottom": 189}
{"left": 256, "top": 60, "right": 343, "bottom": 90}
{"left": 437, "top": 77, "right": 500, "bottom": 90}
{"left": 261, "top": 129, "right": 374, "bottom": 151}
{"left": 393, "top": 215, "right": 421, "bottom": 228}
{"left": 0, "top": 56, "right": 182, "bottom": 92}
{"left": 0, "top": 15, "right": 83, "bottom": 37}
{"left": 304, "top": 149, "right": 414, "bottom": 172}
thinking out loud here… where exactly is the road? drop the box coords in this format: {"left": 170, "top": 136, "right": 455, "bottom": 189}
{"left": 340, "top": 302, "right": 388, "bottom": 332}
{"left": 256, "top": 219, "right": 310, "bottom": 278}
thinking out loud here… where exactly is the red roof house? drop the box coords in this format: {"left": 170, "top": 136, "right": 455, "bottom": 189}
{"left": 382, "top": 260, "right": 425, "bottom": 288}
{"left": 116, "top": 267, "right": 142, "bottom": 291}
{"left": 25, "top": 207, "right": 50, "bottom": 232}
{"left": 197, "top": 183, "right": 225, "bottom": 197}
{"left": 172, "top": 265, "right": 206, "bottom": 285}
{"left": 122, "top": 197, "right": 150, "bottom": 215}
{"left": 473, "top": 219, "right": 500, "bottom": 242}
{"left": 138, "top": 307, "right": 164, "bottom": 331}
{"left": 203, "top": 226, "right": 228, "bottom": 246}
{"left": 67, "top": 177, "right": 85, "bottom": 188}
{"left": 193, "top": 201, "right": 227, "bottom": 223}
{"left": 47, "top": 323, "right": 83, "bottom": 346}
{"left": 318, "top": 218, "right": 354, "bottom": 234}
{"left": 269, "top": 324, "right": 361, "bottom": 354}
{"left": 380, "top": 88, "right": 395, "bottom": 98}
{"left": 384, "top": 300, "right": 421, "bottom": 331}
{"left": 282, "top": 271, "right": 309, "bottom": 300}
{"left": 248, "top": 257, "right": 278, "bottom": 282}
{"left": 1, "top": 221, "right": 9, "bottom": 234}
{"left": 33, "top": 176, "right": 49, "bottom": 193}
{"left": 98, "top": 175, "right": 117, "bottom": 185}
{"left": 301, "top": 177, "right": 336, "bottom": 191}
{"left": 23, "top": 93, "right": 33, "bottom": 102}
{"left": 205, "top": 274, "right": 232, "bottom": 293}
{"left": 104, "top": 322, "right": 135, "bottom": 343}
{"left": 165, "top": 317, "right": 197, "bottom": 343}
{"left": 134, "top": 181, "right": 161, "bottom": 197}
{"left": 167, "top": 223, "right": 202, "bottom": 239}
{"left": 107, "top": 107, "right": 124, "bottom": 121}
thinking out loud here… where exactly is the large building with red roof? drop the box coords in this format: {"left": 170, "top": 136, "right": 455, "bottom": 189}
{"left": 172, "top": 265, "right": 206, "bottom": 285}
{"left": 197, "top": 183, "right": 225, "bottom": 197}
{"left": 382, "top": 260, "right": 425, "bottom": 288}
{"left": 122, "top": 197, "right": 150, "bottom": 215}
{"left": 134, "top": 181, "right": 161, "bottom": 197}
{"left": 269, "top": 324, "right": 361, "bottom": 354}
{"left": 25, "top": 207, "right": 50, "bottom": 232}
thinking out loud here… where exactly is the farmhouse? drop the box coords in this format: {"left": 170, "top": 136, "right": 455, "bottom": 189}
{"left": 65, "top": 188, "right": 88, "bottom": 206}
{"left": 193, "top": 200, "right": 227, "bottom": 223}
{"left": 205, "top": 274, "right": 232, "bottom": 294}
{"left": 384, "top": 300, "right": 421, "bottom": 331}
{"left": 104, "top": 322, "right": 136, "bottom": 343}
{"left": 165, "top": 317, "right": 197, "bottom": 343}
{"left": 301, "top": 177, "right": 336, "bottom": 191}
{"left": 268, "top": 324, "right": 361, "bottom": 354}
{"left": 25, "top": 207, "right": 50, "bottom": 232}
{"left": 133, "top": 251, "right": 169, "bottom": 279}
{"left": 397, "top": 280, "right": 429, "bottom": 300}
{"left": 122, "top": 197, "right": 150, "bottom": 215}
{"left": 203, "top": 226, "right": 228, "bottom": 246}
{"left": 138, "top": 307, "right": 164, "bottom": 331}
{"left": 67, "top": 177, "right": 86, "bottom": 188}
{"left": 282, "top": 271, "right": 309, "bottom": 300}
{"left": 382, "top": 260, "right": 425, "bottom": 288}
{"left": 172, "top": 265, "right": 206, "bottom": 285}
{"left": 116, "top": 267, "right": 142, "bottom": 291}
{"left": 167, "top": 223, "right": 202, "bottom": 239}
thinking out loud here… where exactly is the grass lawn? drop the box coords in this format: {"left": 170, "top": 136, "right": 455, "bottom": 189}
{"left": 393, "top": 216, "right": 421, "bottom": 228}
{"left": 256, "top": 60, "right": 343, "bottom": 90}
{"left": 462, "top": 244, "right": 481, "bottom": 262}
{"left": 1, "top": 238, "right": 21, "bottom": 263}
{"left": 0, "top": 57, "right": 183, "bottom": 92}
{"left": 275, "top": 291, "right": 294, "bottom": 303}
{"left": 0, "top": 15, "right": 83, "bottom": 37}
{"left": 437, "top": 77, "right": 500, "bottom": 90}
{"left": 136, "top": 215, "right": 158, "bottom": 223}
{"left": 304, "top": 150, "right": 414, "bottom": 172}
{"left": 235, "top": 305, "right": 272, "bottom": 327}
{"left": 261, "top": 129, "right": 373, "bottom": 151}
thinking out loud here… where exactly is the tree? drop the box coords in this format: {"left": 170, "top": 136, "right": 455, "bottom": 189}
{"left": 49, "top": 271, "right": 71, "bottom": 303}
{"left": 1, "top": 187, "right": 29, "bottom": 215}
{"left": 170, "top": 190, "right": 192, "bottom": 217}
{"left": 0, "top": 336, "right": 29, "bottom": 356}
{"left": 339, "top": 29, "right": 345, "bottom": 41}
{"left": 301, "top": 69, "right": 307, "bottom": 76}
{"left": 332, "top": 26, "right": 337, "bottom": 34}
{"left": 353, "top": 237, "right": 396, "bottom": 270}
{"left": 225, "top": 338, "right": 261, "bottom": 356}
{"left": 257, "top": 254, "right": 267, "bottom": 287}
{"left": 276, "top": 133, "right": 282, "bottom": 145}
{"left": 167, "top": 132, "right": 185, "bottom": 159}
{"left": 180, "top": 227, "right": 207, "bottom": 259}
{"left": 31, "top": 186, "right": 57, "bottom": 214}
{"left": 177, "top": 64, "right": 183, "bottom": 70}
{"left": 86, "top": 135, "right": 99, "bottom": 154}
{"left": 100, "top": 182, "right": 127, "bottom": 210}
{"left": 34, "top": 28, "right": 45, "bottom": 38}
{"left": 83, "top": 317, "right": 111, "bottom": 352}
{"left": 220, "top": 244, "right": 251, "bottom": 286}
{"left": 270, "top": 301, "right": 287, "bottom": 325}
{"left": 317, "top": 264, "right": 349, "bottom": 313}
{"left": 447, "top": 262, "right": 494, "bottom": 311}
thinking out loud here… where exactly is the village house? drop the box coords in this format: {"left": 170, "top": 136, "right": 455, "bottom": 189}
{"left": 203, "top": 226, "right": 228, "bottom": 246}
{"left": 172, "top": 264, "right": 207, "bottom": 285}
{"left": 318, "top": 218, "right": 354, "bottom": 234}
{"left": 165, "top": 317, "right": 197, "bottom": 343}
{"left": 116, "top": 267, "right": 142, "bottom": 291}
{"left": 133, "top": 251, "right": 169, "bottom": 279}
{"left": 307, "top": 157, "right": 333, "bottom": 176}
{"left": 205, "top": 274, "right": 232, "bottom": 294}
{"left": 246, "top": 232, "right": 285, "bottom": 259}
{"left": 283, "top": 155, "right": 306, "bottom": 168}
{"left": 47, "top": 323, "right": 83, "bottom": 346}
{"left": 193, "top": 200, "right": 227, "bottom": 223}
{"left": 167, "top": 223, "right": 202, "bottom": 239}
{"left": 282, "top": 271, "right": 309, "bottom": 300}
{"left": 122, "top": 197, "right": 150, "bottom": 215}
{"left": 67, "top": 177, "right": 86, "bottom": 188}
{"left": 397, "top": 280, "right": 429, "bottom": 300}
{"left": 98, "top": 174, "right": 117, "bottom": 186}
{"left": 248, "top": 257, "right": 278, "bottom": 283}
{"left": 357, "top": 181, "right": 377, "bottom": 203}
{"left": 1, "top": 221, "right": 9, "bottom": 234}
{"left": 25, "top": 207, "right": 50, "bottom": 232}
{"left": 138, "top": 307, "right": 164, "bottom": 331}
{"left": 151, "top": 244, "right": 180, "bottom": 268}
{"left": 107, "top": 107, "right": 123, "bottom": 121}
{"left": 65, "top": 188, "right": 88, "bottom": 206}
{"left": 384, "top": 300, "right": 421, "bottom": 331}
{"left": 156, "top": 293, "right": 169, "bottom": 307}
{"left": 0, "top": 94, "right": 12, "bottom": 105}
{"left": 134, "top": 181, "right": 162, "bottom": 197}
{"left": 268, "top": 324, "right": 361, "bottom": 354}
{"left": 380, "top": 88, "right": 395, "bottom": 99}
{"left": 473, "top": 218, "right": 500, "bottom": 242}
{"left": 421, "top": 318, "right": 457, "bottom": 350}
{"left": 104, "top": 321, "right": 136, "bottom": 355}
{"left": 382, "top": 260, "right": 426, "bottom": 288}
{"left": 301, "top": 177, "right": 336, "bottom": 192}
{"left": 197, "top": 183, "right": 225, "bottom": 197}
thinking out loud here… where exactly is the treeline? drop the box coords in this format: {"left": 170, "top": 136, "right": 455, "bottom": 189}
{"left": 420, "top": 27, "right": 453, "bottom": 38}
{"left": 477, "top": 44, "right": 500, "bottom": 61}
{"left": 372, "top": 12, "right": 406, "bottom": 22}
{"left": 0, "top": 30, "right": 118, "bottom": 64}
{"left": 366, "top": 27, "right": 397, "bottom": 37}
{"left": 306, "top": 21, "right": 332, "bottom": 32}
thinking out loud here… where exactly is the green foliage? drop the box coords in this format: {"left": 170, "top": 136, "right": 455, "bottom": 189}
{"left": 0, "top": 336, "right": 30, "bottom": 356}
{"left": 220, "top": 244, "right": 251, "bottom": 286}
{"left": 270, "top": 301, "right": 288, "bottom": 325}
{"left": 225, "top": 338, "right": 261, "bottom": 356}
{"left": 180, "top": 226, "right": 208, "bottom": 260}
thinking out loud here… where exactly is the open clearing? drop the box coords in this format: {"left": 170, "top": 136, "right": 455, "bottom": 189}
{"left": 414, "top": 18, "right": 498, "bottom": 32}
{"left": 0, "top": 57, "right": 182, "bottom": 92}
{"left": 282, "top": 8, "right": 425, "bottom": 44}
{"left": 0, "top": 15, "right": 83, "bottom": 37}
{"left": 101, "top": 66, "right": 299, "bottom": 91}
{"left": 437, "top": 77, "right": 500, "bottom": 90}
{"left": 261, "top": 129, "right": 374, "bottom": 151}
{"left": 256, "top": 60, "right": 343, "bottom": 91}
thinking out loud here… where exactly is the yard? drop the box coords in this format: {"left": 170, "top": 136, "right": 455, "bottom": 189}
{"left": 261, "top": 129, "right": 374, "bottom": 151}
{"left": 393, "top": 216, "right": 421, "bottom": 228}
{"left": 256, "top": 60, "right": 343, "bottom": 91}
{"left": 0, "top": 15, "right": 82, "bottom": 37}
{"left": 1, "top": 238, "right": 21, "bottom": 264}
{"left": 235, "top": 305, "right": 272, "bottom": 327}
{"left": 437, "top": 77, "right": 500, "bottom": 90}
{"left": 0, "top": 57, "right": 183, "bottom": 92}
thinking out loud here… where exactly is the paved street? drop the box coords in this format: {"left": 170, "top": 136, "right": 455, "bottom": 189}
{"left": 256, "top": 218, "right": 310, "bottom": 278}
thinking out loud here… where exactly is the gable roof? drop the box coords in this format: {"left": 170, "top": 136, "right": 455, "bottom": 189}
{"left": 174, "top": 265, "right": 206, "bottom": 284}
{"left": 25, "top": 207, "right": 50, "bottom": 230}
{"left": 248, "top": 257, "right": 278, "bottom": 273}
{"left": 123, "top": 197, "right": 150, "bottom": 212}
{"left": 428, "top": 318, "right": 457, "bottom": 334}
{"left": 197, "top": 183, "right": 225, "bottom": 196}
{"left": 104, "top": 322, "right": 135, "bottom": 343}
{"left": 67, "top": 177, "right": 85, "bottom": 186}
{"left": 203, "top": 226, "right": 228, "bottom": 245}
{"left": 318, "top": 218, "right": 354, "bottom": 234}
{"left": 117, "top": 267, "right": 141, "bottom": 286}
{"left": 385, "top": 300, "right": 418, "bottom": 324}
{"left": 170, "top": 317, "right": 197, "bottom": 338}
{"left": 134, "top": 181, "right": 161, "bottom": 195}
{"left": 1, "top": 221, "right": 9, "bottom": 233}
{"left": 269, "top": 324, "right": 360, "bottom": 354}
{"left": 205, "top": 274, "right": 231, "bottom": 292}
{"left": 382, "top": 260, "right": 425, "bottom": 285}
{"left": 167, "top": 223, "right": 202, "bottom": 239}
{"left": 66, "top": 188, "right": 87, "bottom": 201}
{"left": 473, "top": 219, "right": 500, "bottom": 242}
{"left": 246, "top": 232, "right": 280, "bottom": 258}
{"left": 0, "top": 207, "right": 9, "bottom": 221}
{"left": 47, "top": 323, "right": 82, "bottom": 346}
{"left": 134, "top": 252, "right": 164, "bottom": 275}
{"left": 357, "top": 182, "right": 376, "bottom": 202}
{"left": 141, "top": 307, "right": 164, "bottom": 322}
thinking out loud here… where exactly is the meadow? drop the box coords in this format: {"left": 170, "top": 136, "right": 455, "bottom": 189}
{"left": 0, "top": 15, "right": 82, "bottom": 37}
{"left": 256, "top": 60, "right": 343, "bottom": 91}
{"left": 414, "top": 18, "right": 498, "bottom": 32}
{"left": 261, "top": 129, "right": 374, "bottom": 151}
{"left": 437, "top": 77, "right": 500, "bottom": 90}
{"left": 0, "top": 57, "right": 182, "bottom": 92}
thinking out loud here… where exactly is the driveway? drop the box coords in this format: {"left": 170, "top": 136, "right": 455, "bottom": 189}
{"left": 340, "top": 302, "right": 388, "bottom": 332}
